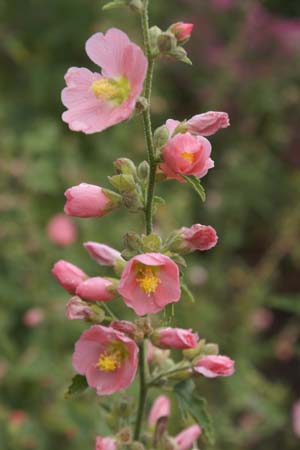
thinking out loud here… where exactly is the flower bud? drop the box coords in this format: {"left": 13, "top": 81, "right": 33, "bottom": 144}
{"left": 76, "top": 277, "right": 117, "bottom": 302}
{"left": 52, "top": 260, "right": 87, "bottom": 294}
{"left": 148, "top": 395, "right": 171, "bottom": 427}
{"left": 187, "top": 111, "right": 230, "bottom": 137}
{"left": 183, "top": 339, "right": 206, "bottom": 360}
{"left": 66, "top": 296, "right": 92, "bottom": 320}
{"left": 137, "top": 161, "right": 150, "bottom": 180}
{"left": 111, "top": 320, "right": 137, "bottom": 337}
{"left": 108, "top": 174, "right": 136, "bottom": 193}
{"left": 135, "top": 317, "right": 153, "bottom": 336}
{"left": 46, "top": 213, "right": 77, "bottom": 247}
{"left": 135, "top": 96, "right": 149, "bottom": 114}
{"left": 169, "top": 47, "right": 192, "bottom": 65}
{"left": 153, "top": 125, "right": 170, "bottom": 151}
{"left": 84, "top": 242, "right": 122, "bottom": 266}
{"left": 149, "top": 26, "right": 163, "bottom": 55}
{"left": 117, "top": 427, "right": 133, "bottom": 445}
{"left": 169, "top": 22, "right": 194, "bottom": 44}
{"left": 128, "top": 0, "right": 144, "bottom": 13}
{"left": 151, "top": 328, "right": 198, "bottom": 350}
{"left": 193, "top": 355, "right": 235, "bottom": 378}
{"left": 175, "top": 425, "right": 201, "bottom": 450}
{"left": 157, "top": 32, "right": 177, "bottom": 53}
{"left": 147, "top": 341, "right": 171, "bottom": 365}
{"left": 64, "top": 183, "right": 113, "bottom": 218}
{"left": 203, "top": 343, "right": 219, "bottom": 355}
{"left": 180, "top": 224, "right": 218, "bottom": 251}
{"left": 114, "top": 158, "right": 137, "bottom": 177}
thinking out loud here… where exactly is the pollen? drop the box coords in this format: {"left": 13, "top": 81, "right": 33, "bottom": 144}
{"left": 181, "top": 151, "right": 195, "bottom": 163}
{"left": 97, "top": 350, "right": 122, "bottom": 372}
{"left": 136, "top": 264, "right": 160, "bottom": 296}
{"left": 91, "top": 76, "right": 131, "bottom": 105}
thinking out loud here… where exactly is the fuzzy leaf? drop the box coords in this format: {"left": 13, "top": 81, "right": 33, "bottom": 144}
{"left": 175, "top": 380, "right": 215, "bottom": 445}
{"left": 182, "top": 175, "right": 206, "bottom": 202}
{"left": 102, "top": 1, "right": 127, "bottom": 10}
{"left": 64, "top": 375, "right": 88, "bottom": 399}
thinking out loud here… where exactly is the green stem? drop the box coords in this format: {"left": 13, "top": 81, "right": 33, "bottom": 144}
{"left": 141, "top": 0, "right": 156, "bottom": 236}
{"left": 134, "top": 342, "right": 147, "bottom": 440}
{"left": 148, "top": 363, "right": 192, "bottom": 387}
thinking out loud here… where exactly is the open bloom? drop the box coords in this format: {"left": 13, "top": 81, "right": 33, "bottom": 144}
{"left": 72, "top": 325, "right": 138, "bottom": 395}
{"left": 175, "top": 424, "right": 202, "bottom": 450}
{"left": 160, "top": 120, "right": 213, "bottom": 182}
{"left": 52, "top": 260, "right": 87, "bottom": 294}
{"left": 118, "top": 253, "right": 181, "bottom": 316}
{"left": 181, "top": 224, "right": 218, "bottom": 251}
{"left": 84, "top": 242, "right": 122, "bottom": 266}
{"left": 187, "top": 111, "right": 230, "bottom": 136}
{"left": 152, "top": 327, "right": 198, "bottom": 350}
{"left": 95, "top": 436, "right": 116, "bottom": 450}
{"left": 76, "top": 277, "right": 116, "bottom": 302}
{"left": 66, "top": 296, "right": 92, "bottom": 320}
{"left": 64, "top": 183, "right": 111, "bottom": 218}
{"left": 170, "top": 22, "right": 194, "bottom": 42}
{"left": 148, "top": 395, "right": 171, "bottom": 427}
{"left": 194, "top": 355, "right": 235, "bottom": 378}
{"left": 61, "top": 28, "right": 147, "bottom": 134}
{"left": 46, "top": 213, "right": 77, "bottom": 246}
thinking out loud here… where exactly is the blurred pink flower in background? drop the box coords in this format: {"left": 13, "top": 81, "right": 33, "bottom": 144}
{"left": 175, "top": 424, "right": 202, "bottom": 450}
{"left": 72, "top": 325, "right": 138, "bottom": 395}
{"left": 61, "top": 29, "right": 147, "bottom": 134}
{"left": 46, "top": 213, "right": 77, "bottom": 247}
{"left": 9, "top": 410, "right": 27, "bottom": 427}
{"left": 23, "top": 308, "right": 45, "bottom": 327}
{"left": 148, "top": 395, "right": 171, "bottom": 427}
{"left": 211, "top": 0, "right": 235, "bottom": 11}
{"left": 293, "top": 401, "right": 300, "bottom": 437}
{"left": 251, "top": 308, "right": 274, "bottom": 332}
{"left": 95, "top": 436, "right": 116, "bottom": 450}
{"left": 187, "top": 265, "right": 208, "bottom": 287}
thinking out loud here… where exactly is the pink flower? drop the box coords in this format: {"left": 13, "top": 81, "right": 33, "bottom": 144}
{"left": 160, "top": 121, "right": 214, "bottom": 182}
{"left": 148, "top": 395, "right": 171, "bottom": 427}
{"left": 292, "top": 401, "right": 300, "bottom": 437}
{"left": 152, "top": 327, "right": 198, "bottom": 350}
{"left": 9, "top": 410, "right": 27, "bottom": 427}
{"left": 46, "top": 213, "right": 77, "bottom": 246}
{"left": 117, "top": 253, "right": 181, "bottom": 316}
{"left": 84, "top": 241, "right": 121, "bottom": 266}
{"left": 61, "top": 28, "right": 147, "bottom": 134}
{"left": 52, "top": 260, "right": 88, "bottom": 294}
{"left": 76, "top": 277, "right": 116, "bottom": 302}
{"left": 95, "top": 436, "right": 116, "bottom": 450}
{"left": 72, "top": 325, "right": 138, "bottom": 395}
{"left": 194, "top": 355, "right": 235, "bottom": 378}
{"left": 23, "top": 308, "right": 45, "bottom": 327}
{"left": 181, "top": 224, "right": 218, "bottom": 251}
{"left": 175, "top": 424, "right": 202, "bottom": 450}
{"left": 66, "top": 296, "right": 92, "bottom": 320}
{"left": 64, "top": 183, "right": 110, "bottom": 218}
{"left": 187, "top": 111, "right": 230, "bottom": 137}
{"left": 110, "top": 320, "right": 136, "bottom": 337}
{"left": 170, "top": 22, "right": 194, "bottom": 42}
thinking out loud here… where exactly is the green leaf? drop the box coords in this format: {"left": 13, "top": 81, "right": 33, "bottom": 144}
{"left": 266, "top": 295, "right": 300, "bottom": 314}
{"left": 175, "top": 380, "right": 215, "bottom": 445}
{"left": 182, "top": 175, "right": 206, "bottom": 202}
{"left": 64, "top": 375, "right": 88, "bottom": 399}
{"left": 181, "top": 282, "right": 195, "bottom": 303}
{"left": 102, "top": 0, "right": 127, "bottom": 10}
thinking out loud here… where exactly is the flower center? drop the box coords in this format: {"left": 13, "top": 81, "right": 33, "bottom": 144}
{"left": 181, "top": 151, "right": 195, "bottom": 163}
{"left": 91, "top": 76, "right": 131, "bottom": 105}
{"left": 97, "top": 342, "right": 128, "bottom": 372}
{"left": 136, "top": 264, "right": 160, "bottom": 296}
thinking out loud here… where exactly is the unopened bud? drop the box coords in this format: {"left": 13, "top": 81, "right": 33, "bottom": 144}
{"left": 149, "top": 26, "right": 162, "bottom": 55}
{"left": 183, "top": 339, "right": 206, "bottom": 360}
{"left": 203, "top": 343, "right": 219, "bottom": 355}
{"left": 137, "top": 161, "right": 150, "bottom": 181}
{"left": 129, "top": 0, "right": 144, "bottom": 13}
{"left": 102, "top": 188, "right": 123, "bottom": 209}
{"left": 169, "top": 22, "right": 194, "bottom": 44}
{"left": 114, "top": 158, "right": 137, "bottom": 177}
{"left": 117, "top": 427, "right": 133, "bottom": 445}
{"left": 157, "top": 32, "right": 177, "bottom": 53}
{"left": 170, "top": 47, "right": 192, "bottom": 65}
{"left": 153, "top": 125, "right": 169, "bottom": 152}
{"left": 108, "top": 174, "right": 136, "bottom": 193}
{"left": 135, "top": 96, "right": 149, "bottom": 114}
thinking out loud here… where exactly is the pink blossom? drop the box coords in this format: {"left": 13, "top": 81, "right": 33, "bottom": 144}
{"left": 84, "top": 241, "right": 121, "bottom": 266}
{"left": 72, "top": 325, "right": 138, "bottom": 395}
{"left": 181, "top": 224, "right": 218, "bottom": 251}
{"left": 117, "top": 253, "right": 181, "bottom": 316}
{"left": 153, "top": 327, "right": 198, "bottom": 350}
{"left": 76, "top": 277, "right": 116, "bottom": 302}
{"left": 46, "top": 213, "right": 77, "bottom": 246}
{"left": 9, "top": 410, "right": 27, "bottom": 427}
{"left": 251, "top": 308, "right": 274, "bottom": 332}
{"left": 61, "top": 29, "right": 147, "bottom": 134}
{"left": 23, "top": 308, "right": 45, "bottom": 327}
{"left": 187, "top": 111, "right": 230, "bottom": 137}
{"left": 175, "top": 424, "right": 202, "bottom": 450}
{"left": 160, "top": 132, "right": 214, "bottom": 182}
{"left": 66, "top": 296, "right": 92, "bottom": 320}
{"left": 52, "top": 260, "right": 88, "bottom": 294}
{"left": 292, "top": 401, "right": 300, "bottom": 437}
{"left": 194, "top": 355, "right": 235, "bottom": 378}
{"left": 64, "top": 183, "right": 110, "bottom": 218}
{"left": 148, "top": 395, "right": 171, "bottom": 427}
{"left": 110, "top": 320, "right": 136, "bottom": 337}
{"left": 95, "top": 436, "right": 116, "bottom": 450}
{"left": 170, "top": 22, "right": 194, "bottom": 42}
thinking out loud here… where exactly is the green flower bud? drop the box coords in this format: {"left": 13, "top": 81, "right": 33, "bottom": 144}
{"left": 114, "top": 158, "right": 137, "bottom": 177}
{"left": 157, "top": 32, "right": 177, "bottom": 53}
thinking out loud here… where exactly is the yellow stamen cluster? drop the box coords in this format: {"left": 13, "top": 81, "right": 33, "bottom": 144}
{"left": 97, "top": 342, "right": 128, "bottom": 372}
{"left": 136, "top": 264, "right": 160, "bottom": 296}
{"left": 91, "top": 76, "right": 131, "bottom": 105}
{"left": 181, "top": 151, "right": 195, "bottom": 163}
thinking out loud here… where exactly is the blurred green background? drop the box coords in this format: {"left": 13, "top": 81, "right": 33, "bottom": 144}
{"left": 0, "top": 0, "right": 300, "bottom": 449}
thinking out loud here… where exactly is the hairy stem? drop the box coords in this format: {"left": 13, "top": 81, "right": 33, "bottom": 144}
{"left": 134, "top": 342, "right": 147, "bottom": 440}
